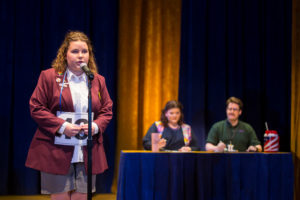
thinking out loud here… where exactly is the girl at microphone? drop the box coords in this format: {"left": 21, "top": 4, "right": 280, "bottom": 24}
{"left": 26, "top": 31, "right": 113, "bottom": 200}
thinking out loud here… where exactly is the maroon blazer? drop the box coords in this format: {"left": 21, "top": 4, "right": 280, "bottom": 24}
{"left": 25, "top": 68, "right": 113, "bottom": 175}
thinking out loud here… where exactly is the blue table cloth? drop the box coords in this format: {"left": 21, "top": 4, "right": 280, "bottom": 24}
{"left": 117, "top": 151, "right": 294, "bottom": 200}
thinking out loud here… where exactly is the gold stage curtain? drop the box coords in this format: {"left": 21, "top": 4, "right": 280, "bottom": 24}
{"left": 291, "top": 0, "right": 300, "bottom": 199}
{"left": 112, "top": 0, "right": 182, "bottom": 192}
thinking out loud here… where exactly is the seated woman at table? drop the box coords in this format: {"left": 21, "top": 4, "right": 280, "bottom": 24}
{"left": 143, "top": 100, "right": 199, "bottom": 152}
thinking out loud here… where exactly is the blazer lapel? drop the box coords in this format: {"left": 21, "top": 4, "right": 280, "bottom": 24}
{"left": 55, "top": 72, "right": 74, "bottom": 112}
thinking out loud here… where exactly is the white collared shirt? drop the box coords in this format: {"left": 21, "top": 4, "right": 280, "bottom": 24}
{"left": 58, "top": 69, "right": 98, "bottom": 163}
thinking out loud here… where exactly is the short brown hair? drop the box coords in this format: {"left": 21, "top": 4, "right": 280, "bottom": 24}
{"left": 226, "top": 97, "right": 243, "bottom": 110}
{"left": 51, "top": 31, "right": 98, "bottom": 74}
{"left": 160, "top": 100, "right": 184, "bottom": 127}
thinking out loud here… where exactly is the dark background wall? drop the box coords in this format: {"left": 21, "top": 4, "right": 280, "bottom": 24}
{"left": 179, "top": 0, "right": 291, "bottom": 151}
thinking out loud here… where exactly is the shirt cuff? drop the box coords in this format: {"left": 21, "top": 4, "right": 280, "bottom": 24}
{"left": 57, "top": 122, "right": 69, "bottom": 134}
{"left": 93, "top": 122, "right": 99, "bottom": 135}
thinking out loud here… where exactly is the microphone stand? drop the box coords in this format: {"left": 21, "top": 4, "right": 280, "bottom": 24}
{"left": 87, "top": 73, "right": 94, "bottom": 200}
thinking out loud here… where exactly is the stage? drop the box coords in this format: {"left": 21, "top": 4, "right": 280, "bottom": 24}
{"left": 0, "top": 194, "right": 116, "bottom": 200}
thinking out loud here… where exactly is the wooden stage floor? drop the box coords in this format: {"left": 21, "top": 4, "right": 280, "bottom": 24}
{"left": 0, "top": 194, "right": 116, "bottom": 200}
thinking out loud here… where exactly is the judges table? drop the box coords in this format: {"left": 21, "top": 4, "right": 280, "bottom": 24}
{"left": 117, "top": 151, "right": 293, "bottom": 200}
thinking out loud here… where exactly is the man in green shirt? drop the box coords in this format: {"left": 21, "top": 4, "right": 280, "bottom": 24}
{"left": 206, "top": 97, "right": 262, "bottom": 152}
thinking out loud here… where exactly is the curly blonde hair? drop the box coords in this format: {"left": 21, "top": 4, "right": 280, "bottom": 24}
{"left": 52, "top": 31, "right": 98, "bottom": 74}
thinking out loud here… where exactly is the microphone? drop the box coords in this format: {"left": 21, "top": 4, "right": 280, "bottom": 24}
{"left": 80, "top": 63, "right": 94, "bottom": 80}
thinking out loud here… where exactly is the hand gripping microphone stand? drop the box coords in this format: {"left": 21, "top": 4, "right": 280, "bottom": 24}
{"left": 81, "top": 63, "right": 94, "bottom": 200}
